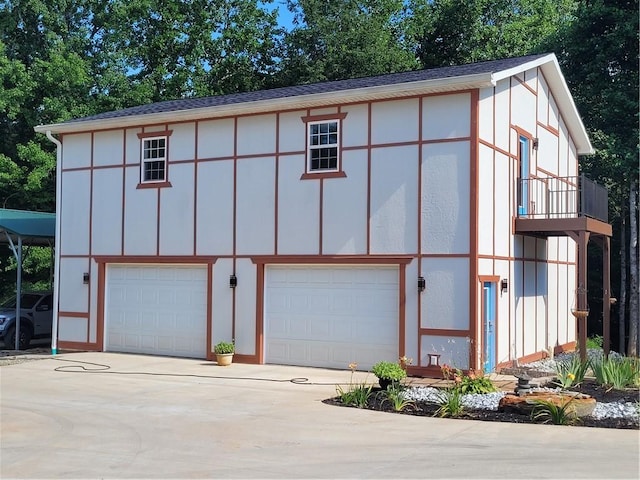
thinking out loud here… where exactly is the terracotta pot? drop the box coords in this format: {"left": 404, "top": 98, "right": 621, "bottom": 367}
{"left": 215, "top": 353, "right": 233, "bottom": 366}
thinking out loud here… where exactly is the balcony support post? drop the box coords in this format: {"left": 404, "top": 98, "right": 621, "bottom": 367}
{"left": 577, "top": 230, "right": 590, "bottom": 362}
{"left": 603, "top": 236, "right": 611, "bottom": 357}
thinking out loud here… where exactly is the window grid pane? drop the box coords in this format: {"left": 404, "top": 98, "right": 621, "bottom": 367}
{"left": 142, "top": 137, "right": 167, "bottom": 182}
{"left": 308, "top": 121, "right": 339, "bottom": 172}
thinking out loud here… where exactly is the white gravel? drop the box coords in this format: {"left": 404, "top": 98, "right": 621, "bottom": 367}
{"left": 402, "top": 349, "right": 639, "bottom": 422}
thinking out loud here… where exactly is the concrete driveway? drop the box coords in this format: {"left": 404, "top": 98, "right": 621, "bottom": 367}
{"left": 1, "top": 352, "right": 638, "bottom": 479}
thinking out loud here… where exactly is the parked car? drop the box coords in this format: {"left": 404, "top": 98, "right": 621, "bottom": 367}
{"left": 0, "top": 292, "right": 53, "bottom": 350}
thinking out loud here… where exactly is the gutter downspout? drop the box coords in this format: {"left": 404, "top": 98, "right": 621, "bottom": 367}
{"left": 46, "top": 131, "right": 62, "bottom": 356}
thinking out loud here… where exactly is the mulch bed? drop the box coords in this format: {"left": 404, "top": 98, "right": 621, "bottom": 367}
{"left": 323, "top": 380, "right": 640, "bottom": 430}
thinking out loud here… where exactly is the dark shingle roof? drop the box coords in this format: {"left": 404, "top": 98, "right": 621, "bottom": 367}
{"left": 67, "top": 54, "right": 549, "bottom": 124}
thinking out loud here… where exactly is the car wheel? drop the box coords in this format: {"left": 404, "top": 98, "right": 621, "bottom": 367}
{"left": 5, "top": 325, "right": 32, "bottom": 350}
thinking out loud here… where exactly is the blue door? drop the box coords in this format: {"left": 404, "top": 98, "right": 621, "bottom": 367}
{"left": 518, "top": 136, "right": 529, "bottom": 215}
{"left": 483, "top": 282, "right": 496, "bottom": 373}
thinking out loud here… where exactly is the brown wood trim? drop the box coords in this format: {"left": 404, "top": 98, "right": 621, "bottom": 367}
{"left": 469, "top": 88, "right": 479, "bottom": 371}
{"left": 478, "top": 275, "right": 500, "bottom": 283}
{"left": 515, "top": 217, "right": 612, "bottom": 237}
{"left": 193, "top": 121, "right": 199, "bottom": 256}
{"left": 406, "top": 365, "right": 444, "bottom": 378}
{"left": 88, "top": 132, "right": 95, "bottom": 343}
{"left": 233, "top": 353, "right": 261, "bottom": 364}
{"left": 136, "top": 181, "right": 173, "bottom": 189}
{"left": 366, "top": 102, "right": 372, "bottom": 254}
{"left": 300, "top": 171, "right": 347, "bottom": 180}
{"left": 94, "top": 255, "right": 218, "bottom": 264}
{"left": 319, "top": 178, "right": 324, "bottom": 254}
{"left": 121, "top": 130, "right": 127, "bottom": 255}
{"left": 478, "top": 139, "right": 515, "bottom": 161}
{"left": 420, "top": 328, "right": 470, "bottom": 337}
{"left": 511, "top": 125, "right": 534, "bottom": 141}
{"left": 57, "top": 341, "right": 99, "bottom": 351}
{"left": 249, "top": 255, "right": 413, "bottom": 265}
{"left": 300, "top": 112, "right": 348, "bottom": 123}
{"left": 419, "top": 253, "right": 471, "bottom": 258}
{"left": 255, "top": 262, "right": 265, "bottom": 363}
{"left": 96, "top": 261, "right": 105, "bottom": 350}
{"left": 537, "top": 121, "right": 559, "bottom": 136}
{"left": 399, "top": 263, "right": 406, "bottom": 358}
{"left": 136, "top": 130, "right": 173, "bottom": 139}
{"left": 514, "top": 75, "right": 537, "bottom": 96}
{"left": 59, "top": 311, "right": 90, "bottom": 318}
{"left": 206, "top": 263, "right": 213, "bottom": 361}
{"left": 274, "top": 113, "right": 280, "bottom": 255}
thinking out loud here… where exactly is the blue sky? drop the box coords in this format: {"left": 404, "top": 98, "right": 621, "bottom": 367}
{"left": 267, "top": 0, "right": 296, "bottom": 30}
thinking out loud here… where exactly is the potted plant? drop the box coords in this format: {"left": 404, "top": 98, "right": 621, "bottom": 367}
{"left": 214, "top": 341, "right": 235, "bottom": 366}
{"left": 372, "top": 360, "right": 407, "bottom": 390}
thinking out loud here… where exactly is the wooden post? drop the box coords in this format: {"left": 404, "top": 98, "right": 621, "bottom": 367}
{"left": 577, "top": 230, "right": 589, "bottom": 362}
{"left": 603, "top": 235, "right": 611, "bottom": 357}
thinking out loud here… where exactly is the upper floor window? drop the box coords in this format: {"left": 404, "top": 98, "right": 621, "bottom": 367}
{"left": 300, "top": 112, "right": 347, "bottom": 179}
{"left": 142, "top": 136, "right": 167, "bottom": 183}
{"left": 136, "top": 130, "right": 173, "bottom": 188}
{"left": 308, "top": 121, "right": 339, "bottom": 172}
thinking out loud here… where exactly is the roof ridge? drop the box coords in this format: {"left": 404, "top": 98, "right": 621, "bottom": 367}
{"left": 61, "top": 53, "right": 551, "bottom": 125}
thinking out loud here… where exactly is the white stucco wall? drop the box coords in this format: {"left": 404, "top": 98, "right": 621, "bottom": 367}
{"left": 123, "top": 168, "right": 157, "bottom": 255}
{"left": 91, "top": 168, "right": 123, "bottom": 255}
{"left": 235, "top": 157, "right": 276, "bottom": 255}
{"left": 277, "top": 155, "right": 319, "bottom": 254}
{"left": 422, "top": 93, "right": 470, "bottom": 140}
{"left": 421, "top": 257, "right": 469, "bottom": 330}
{"left": 195, "top": 160, "right": 234, "bottom": 255}
{"left": 60, "top": 170, "right": 90, "bottom": 255}
{"left": 371, "top": 99, "right": 419, "bottom": 144}
{"left": 322, "top": 150, "right": 368, "bottom": 254}
{"left": 370, "top": 145, "right": 418, "bottom": 254}
{"left": 421, "top": 141, "right": 470, "bottom": 254}
{"left": 159, "top": 163, "right": 195, "bottom": 255}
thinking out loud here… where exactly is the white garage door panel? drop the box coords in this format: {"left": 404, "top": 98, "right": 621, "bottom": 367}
{"left": 106, "top": 265, "right": 207, "bottom": 358}
{"left": 265, "top": 265, "right": 399, "bottom": 370}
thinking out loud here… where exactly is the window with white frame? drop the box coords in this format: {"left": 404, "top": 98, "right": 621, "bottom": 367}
{"left": 141, "top": 136, "right": 167, "bottom": 183}
{"left": 307, "top": 120, "right": 339, "bottom": 172}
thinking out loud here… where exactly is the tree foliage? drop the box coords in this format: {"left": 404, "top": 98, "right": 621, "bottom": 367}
{"left": 406, "top": 0, "right": 578, "bottom": 67}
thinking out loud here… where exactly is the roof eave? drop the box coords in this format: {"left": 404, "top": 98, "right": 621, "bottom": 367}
{"left": 493, "top": 53, "right": 593, "bottom": 155}
{"left": 34, "top": 73, "right": 495, "bottom": 135}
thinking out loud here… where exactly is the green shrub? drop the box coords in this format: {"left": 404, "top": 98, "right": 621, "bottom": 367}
{"left": 214, "top": 341, "right": 235, "bottom": 354}
{"left": 530, "top": 397, "right": 578, "bottom": 425}
{"left": 586, "top": 335, "right": 603, "bottom": 350}
{"left": 457, "top": 372, "right": 497, "bottom": 394}
{"left": 554, "top": 355, "right": 589, "bottom": 389}
{"left": 379, "top": 384, "right": 414, "bottom": 412}
{"left": 371, "top": 361, "right": 407, "bottom": 382}
{"left": 336, "top": 383, "right": 373, "bottom": 408}
{"left": 442, "top": 366, "right": 496, "bottom": 394}
{"left": 434, "top": 388, "right": 465, "bottom": 418}
{"left": 590, "top": 355, "right": 640, "bottom": 390}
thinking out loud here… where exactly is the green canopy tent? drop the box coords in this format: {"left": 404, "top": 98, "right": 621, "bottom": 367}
{"left": 0, "top": 208, "right": 56, "bottom": 351}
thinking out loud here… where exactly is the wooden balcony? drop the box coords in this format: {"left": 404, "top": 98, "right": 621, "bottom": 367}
{"left": 515, "top": 175, "right": 611, "bottom": 238}
{"left": 515, "top": 174, "right": 612, "bottom": 360}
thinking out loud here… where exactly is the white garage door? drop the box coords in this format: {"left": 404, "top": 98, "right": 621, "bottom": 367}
{"left": 265, "top": 265, "right": 399, "bottom": 370}
{"left": 105, "top": 265, "right": 207, "bottom": 358}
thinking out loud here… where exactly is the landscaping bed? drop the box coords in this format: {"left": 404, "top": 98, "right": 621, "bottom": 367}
{"left": 325, "top": 351, "right": 640, "bottom": 429}
{"left": 323, "top": 380, "right": 639, "bottom": 429}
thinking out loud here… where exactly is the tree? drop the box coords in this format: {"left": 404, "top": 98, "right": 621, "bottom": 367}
{"left": 406, "top": 0, "right": 578, "bottom": 68}
{"left": 101, "top": 0, "right": 283, "bottom": 101}
{"left": 547, "top": 0, "right": 639, "bottom": 354}
{"left": 276, "top": 0, "right": 417, "bottom": 85}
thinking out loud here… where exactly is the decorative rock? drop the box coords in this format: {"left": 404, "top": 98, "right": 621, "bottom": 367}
{"left": 498, "top": 392, "right": 597, "bottom": 418}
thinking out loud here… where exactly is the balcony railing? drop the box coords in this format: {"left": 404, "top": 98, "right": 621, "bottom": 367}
{"left": 518, "top": 175, "right": 608, "bottom": 222}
